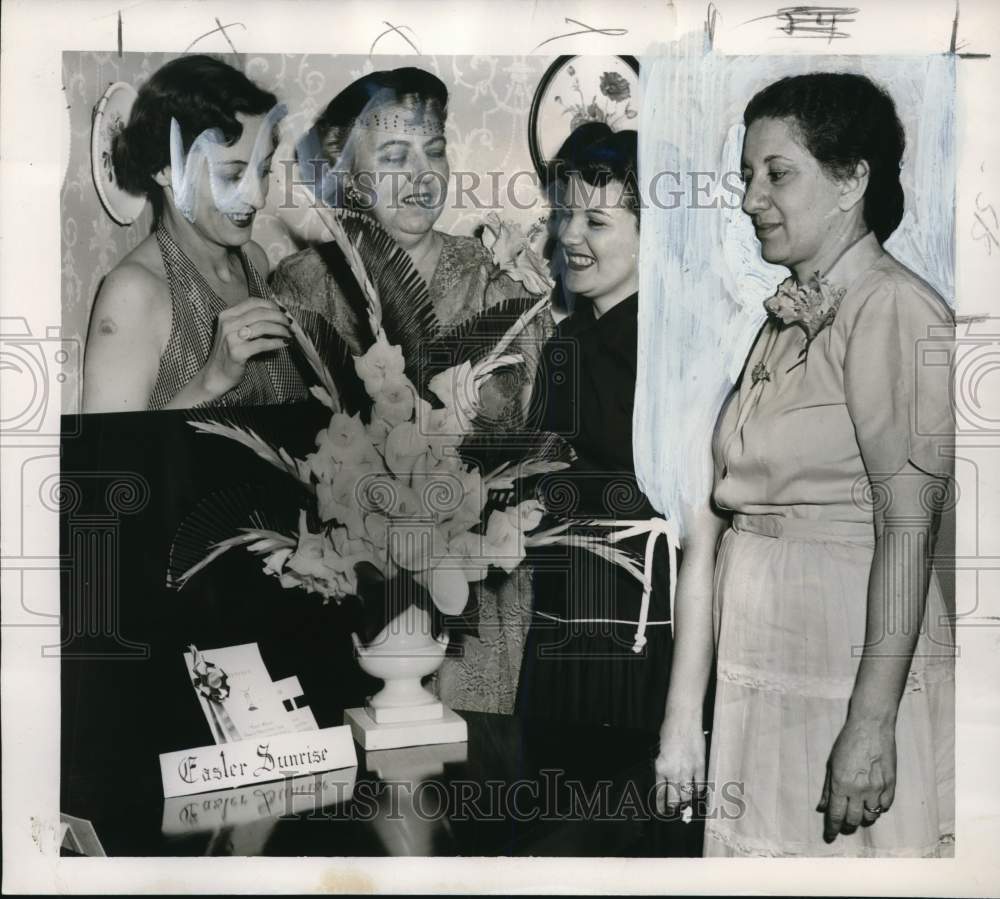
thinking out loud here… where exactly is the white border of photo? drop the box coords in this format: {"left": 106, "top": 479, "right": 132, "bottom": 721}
{"left": 2, "top": 0, "right": 999, "bottom": 894}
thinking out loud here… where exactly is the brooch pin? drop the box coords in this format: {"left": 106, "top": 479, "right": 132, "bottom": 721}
{"left": 751, "top": 361, "right": 771, "bottom": 386}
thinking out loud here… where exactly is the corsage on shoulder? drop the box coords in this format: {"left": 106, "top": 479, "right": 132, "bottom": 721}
{"left": 764, "top": 272, "right": 847, "bottom": 343}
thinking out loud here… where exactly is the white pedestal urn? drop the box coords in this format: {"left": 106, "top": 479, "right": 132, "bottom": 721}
{"left": 357, "top": 604, "right": 447, "bottom": 715}
{"left": 344, "top": 603, "right": 468, "bottom": 750}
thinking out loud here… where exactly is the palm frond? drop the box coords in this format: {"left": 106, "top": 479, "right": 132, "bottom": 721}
{"left": 340, "top": 210, "right": 442, "bottom": 382}
{"left": 485, "top": 459, "right": 570, "bottom": 491}
{"left": 174, "top": 528, "right": 297, "bottom": 588}
{"left": 309, "top": 385, "right": 337, "bottom": 410}
{"left": 303, "top": 207, "right": 441, "bottom": 393}
{"left": 166, "top": 483, "right": 300, "bottom": 589}
{"left": 312, "top": 206, "right": 382, "bottom": 331}
{"left": 428, "top": 296, "right": 540, "bottom": 369}
{"left": 484, "top": 294, "right": 551, "bottom": 365}
{"left": 263, "top": 281, "right": 341, "bottom": 409}
{"left": 189, "top": 420, "right": 308, "bottom": 484}
{"left": 473, "top": 353, "right": 524, "bottom": 384}
{"left": 524, "top": 529, "right": 646, "bottom": 583}
{"left": 523, "top": 520, "right": 574, "bottom": 541}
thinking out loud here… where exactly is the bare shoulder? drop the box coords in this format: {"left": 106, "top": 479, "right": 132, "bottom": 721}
{"left": 91, "top": 238, "right": 170, "bottom": 340}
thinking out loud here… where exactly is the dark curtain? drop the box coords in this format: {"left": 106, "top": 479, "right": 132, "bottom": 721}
{"left": 59, "top": 402, "right": 375, "bottom": 822}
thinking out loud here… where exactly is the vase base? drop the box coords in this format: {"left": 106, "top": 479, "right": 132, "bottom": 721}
{"left": 344, "top": 705, "right": 468, "bottom": 751}
{"left": 365, "top": 700, "right": 444, "bottom": 725}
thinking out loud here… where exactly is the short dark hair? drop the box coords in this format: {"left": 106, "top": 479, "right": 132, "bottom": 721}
{"left": 743, "top": 72, "right": 905, "bottom": 244}
{"left": 547, "top": 123, "right": 640, "bottom": 222}
{"left": 112, "top": 54, "right": 278, "bottom": 212}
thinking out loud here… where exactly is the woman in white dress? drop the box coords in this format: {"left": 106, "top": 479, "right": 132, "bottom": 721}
{"left": 655, "top": 72, "right": 955, "bottom": 857}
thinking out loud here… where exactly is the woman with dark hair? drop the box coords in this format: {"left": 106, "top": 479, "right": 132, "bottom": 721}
{"left": 516, "top": 124, "right": 677, "bottom": 736}
{"left": 83, "top": 54, "right": 307, "bottom": 411}
{"left": 655, "top": 72, "right": 955, "bottom": 857}
{"left": 272, "top": 67, "right": 553, "bottom": 714}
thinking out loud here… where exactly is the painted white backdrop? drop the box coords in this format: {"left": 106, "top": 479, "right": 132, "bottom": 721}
{"left": 635, "top": 38, "right": 956, "bottom": 528}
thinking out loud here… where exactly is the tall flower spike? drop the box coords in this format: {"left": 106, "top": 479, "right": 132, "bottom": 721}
{"left": 268, "top": 290, "right": 341, "bottom": 411}
{"left": 313, "top": 205, "right": 383, "bottom": 334}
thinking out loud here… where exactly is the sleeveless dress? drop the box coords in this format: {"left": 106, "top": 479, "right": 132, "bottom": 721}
{"left": 516, "top": 294, "right": 674, "bottom": 733}
{"left": 270, "top": 230, "right": 555, "bottom": 714}
{"left": 147, "top": 227, "right": 308, "bottom": 410}
{"left": 706, "top": 233, "right": 955, "bottom": 857}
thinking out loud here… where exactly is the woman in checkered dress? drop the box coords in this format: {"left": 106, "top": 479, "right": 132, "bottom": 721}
{"left": 82, "top": 55, "right": 307, "bottom": 412}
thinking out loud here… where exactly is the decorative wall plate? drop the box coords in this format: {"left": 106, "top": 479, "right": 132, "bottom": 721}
{"left": 528, "top": 55, "right": 640, "bottom": 181}
{"left": 91, "top": 81, "right": 147, "bottom": 225}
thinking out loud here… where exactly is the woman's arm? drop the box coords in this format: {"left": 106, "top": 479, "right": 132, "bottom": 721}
{"left": 654, "top": 500, "right": 727, "bottom": 812}
{"left": 83, "top": 261, "right": 294, "bottom": 413}
{"left": 82, "top": 264, "right": 171, "bottom": 413}
{"left": 819, "top": 462, "right": 945, "bottom": 841}
{"left": 158, "top": 297, "right": 293, "bottom": 410}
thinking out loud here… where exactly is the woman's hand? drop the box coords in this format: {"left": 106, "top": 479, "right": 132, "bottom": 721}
{"left": 653, "top": 714, "right": 706, "bottom": 815}
{"left": 652, "top": 500, "right": 722, "bottom": 817}
{"left": 196, "top": 299, "right": 292, "bottom": 401}
{"left": 818, "top": 715, "right": 897, "bottom": 842}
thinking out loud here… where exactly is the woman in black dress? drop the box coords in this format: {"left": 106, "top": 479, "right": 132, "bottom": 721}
{"left": 517, "top": 125, "right": 673, "bottom": 733}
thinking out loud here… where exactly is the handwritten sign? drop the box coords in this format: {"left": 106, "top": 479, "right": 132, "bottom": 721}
{"left": 973, "top": 191, "right": 1000, "bottom": 256}
{"left": 159, "top": 725, "right": 357, "bottom": 799}
{"left": 743, "top": 5, "right": 859, "bottom": 42}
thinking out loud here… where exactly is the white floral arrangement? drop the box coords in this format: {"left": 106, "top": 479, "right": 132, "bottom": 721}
{"left": 174, "top": 207, "right": 646, "bottom": 636}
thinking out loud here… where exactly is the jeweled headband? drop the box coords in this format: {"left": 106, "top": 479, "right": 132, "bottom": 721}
{"left": 352, "top": 107, "right": 445, "bottom": 136}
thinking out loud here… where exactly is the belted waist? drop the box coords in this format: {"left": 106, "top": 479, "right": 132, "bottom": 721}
{"left": 731, "top": 513, "right": 875, "bottom": 544}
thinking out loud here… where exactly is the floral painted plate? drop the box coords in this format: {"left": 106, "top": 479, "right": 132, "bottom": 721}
{"left": 91, "top": 81, "right": 146, "bottom": 225}
{"left": 528, "top": 55, "right": 639, "bottom": 182}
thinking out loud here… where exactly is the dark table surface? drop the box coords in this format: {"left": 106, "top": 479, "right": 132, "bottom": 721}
{"left": 59, "top": 407, "right": 704, "bottom": 857}
{"left": 63, "top": 710, "right": 704, "bottom": 857}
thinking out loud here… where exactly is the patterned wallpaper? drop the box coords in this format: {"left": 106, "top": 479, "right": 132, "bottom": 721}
{"left": 60, "top": 51, "right": 556, "bottom": 413}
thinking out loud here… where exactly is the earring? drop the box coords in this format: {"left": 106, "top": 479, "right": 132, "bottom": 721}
{"left": 344, "top": 183, "right": 364, "bottom": 209}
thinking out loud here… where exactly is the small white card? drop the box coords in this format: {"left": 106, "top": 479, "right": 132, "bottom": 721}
{"left": 285, "top": 706, "right": 320, "bottom": 732}
{"left": 273, "top": 676, "right": 303, "bottom": 703}
{"left": 185, "top": 643, "right": 296, "bottom": 743}
{"left": 159, "top": 725, "right": 358, "bottom": 798}
{"left": 59, "top": 813, "right": 106, "bottom": 857}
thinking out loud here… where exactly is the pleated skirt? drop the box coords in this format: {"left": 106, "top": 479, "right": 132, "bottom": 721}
{"left": 704, "top": 514, "right": 955, "bottom": 857}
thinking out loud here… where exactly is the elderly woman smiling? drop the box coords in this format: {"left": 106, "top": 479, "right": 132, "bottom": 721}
{"left": 272, "top": 67, "right": 553, "bottom": 715}
{"left": 655, "top": 72, "right": 955, "bottom": 857}
{"left": 271, "top": 67, "right": 548, "bottom": 391}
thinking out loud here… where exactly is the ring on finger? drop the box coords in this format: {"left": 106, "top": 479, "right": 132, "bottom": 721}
{"left": 864, "top": 803, "right": 883, "bottom": 815}
{"left": 678, "top": 783, "right": 694, "bottom": 795}
{"left": 238, "top": 325, "right": 253, "bottom": 340}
